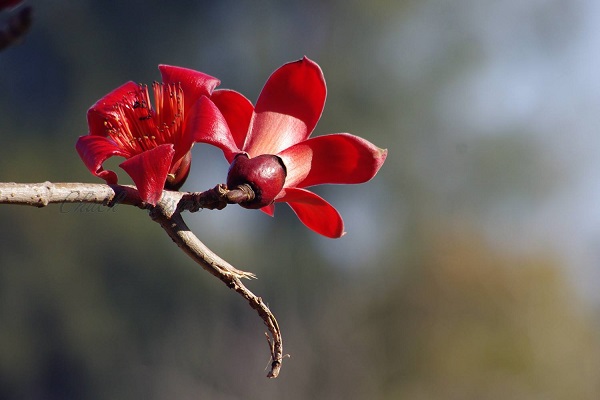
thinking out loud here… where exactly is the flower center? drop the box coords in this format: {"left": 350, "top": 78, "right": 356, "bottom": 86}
{"left": 104, "top": 82, "right": 185, "bottom": 156}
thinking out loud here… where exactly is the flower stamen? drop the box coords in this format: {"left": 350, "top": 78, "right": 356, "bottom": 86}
{"left": 103, "top": 83, "right": 185, "bottom": 156}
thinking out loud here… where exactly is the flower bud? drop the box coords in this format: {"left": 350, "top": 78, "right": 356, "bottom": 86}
{"left": 226, "top": 153, "right": 287, "bottom": 209}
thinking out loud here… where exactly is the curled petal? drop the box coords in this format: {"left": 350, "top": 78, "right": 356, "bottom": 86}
{"left": 187, "top": 96, "right": 241, "bottom": 162}
{"left": 210, "top": 89, "right": 253, "bottom": 151}
{"left": 276, "top": 187, "right": 345, "bottom": 238}
{"left": 87, "top": 81, "right": 140, "bottom": 137}
{"left": 158, "top": 64, "right": 220, "bottom": 107}
{"left": 75, "top": 135, "right": 130, "bottom": 184}
{"left": 279, "top": 133, "right": 388, "bottom": 189}
{"left": 119, "top": 144, "right": 175, "bottom": 205}
{"left": 244, "top": 56, "right": 326, "bottom": 155}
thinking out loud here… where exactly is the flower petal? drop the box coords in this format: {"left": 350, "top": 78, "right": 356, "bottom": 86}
{"left": 260, "top": 203, "right": 275, "bottom": 216}
{"left": 244, "top": 56, "right": 327, "bottom": 155}
{"left": 210, "top": 89, "right": 253, "bottom": 151}
{"left": 75, "top": 135, "right": 130, "bottom": 184}
{"left": 87, "top": 81, "right": 140, "bottom": 137}
{"left": 187, "top": 96, "right": 241, "bottom": 162}
{"left": 276, "top": 187, "right": 345, "bottom": 238}
{"left": 119, "top": 144, "right": 175, "bottom": 205}
{"left": 279, "top": 133, "right": 388, "bottom": 188}
{"left": 158, "top": 64, "right": 220, "bottom": 108}
{"left": 244, "top": 112, "right": 307, "bottom": 157}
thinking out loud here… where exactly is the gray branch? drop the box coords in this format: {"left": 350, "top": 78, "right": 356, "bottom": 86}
{"left": 0, "top": 181, "right": 284, "bottom": 378}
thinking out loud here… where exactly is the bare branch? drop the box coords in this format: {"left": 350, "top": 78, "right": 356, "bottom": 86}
{"left": 0, "top": 181, "right": 258, "bottom": 212}
{"left": 0, "top": 181, "right": 143, "bottom": 208}
{"left": 149, "top": 210, "right": 283, "bottom": 377}
{"left": 0, "top": 180, "right": 284, "bottom": 378}
{"left": 150, "top": 209, "right": 256, "bottom": 280}
{"left": 178, "top": 183, "right": 256, "bottom": 213}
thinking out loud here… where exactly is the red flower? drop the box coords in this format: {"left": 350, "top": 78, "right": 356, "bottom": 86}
{"left": 76, "top": 65, "right": 221, "bottom": 204}
{"left": 196, "top": 57, "right": 387, "bottom": 238}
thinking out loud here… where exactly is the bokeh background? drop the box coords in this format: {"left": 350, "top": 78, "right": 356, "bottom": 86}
{"left": 1, "top": 0, "right": 600, "bottom": 399}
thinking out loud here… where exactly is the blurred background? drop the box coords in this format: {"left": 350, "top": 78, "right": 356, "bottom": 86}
{"left": 1, "top": 0, "right": 600, "bottom": 399}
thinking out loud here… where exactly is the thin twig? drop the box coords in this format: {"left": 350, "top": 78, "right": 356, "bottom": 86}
{"left": 149, "top": 210, "right": 257, "bottom": 280}
{"left": 0, "top": 181, "right": 284, "bottom": 378}
{"left": 149, "top": 211, "right": 283, "bottom": 377}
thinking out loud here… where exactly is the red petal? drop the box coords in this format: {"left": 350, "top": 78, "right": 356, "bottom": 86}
{"left": 187, "top": 96, "right": 241, "bottom": 163}
{"left": 210, "top": 89, "right": 253, "bottom": 151}
{"left": 87, "top": 81, "right": 140, "bottom": 137}
{"left": 172, "top": 107, "right": 196, "bottom": 166}
{"left": 119, "top": 144, "right": 175, "bottom": 205}
{"left": 244, "top": 56, "right": 327, "bottom": 156}
{"left": 279, "top": 133, "right": 388, "bottom": 188}
{"left": 75, "top": 135, "right": 130, "bottom": 184}
{"left": 158, "top": 65, "right": 220, "bottom": 108}
{"left": 276, "top": 187, "right": 345, "bottom": 238}
{"left": 260, "top": 203, "right": 275, "bottom": 216}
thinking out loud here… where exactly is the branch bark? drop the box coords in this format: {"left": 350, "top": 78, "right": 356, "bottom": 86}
{"left": 0, "top": 181, "right": 141, "bottom": 207}
{"left": 0, "top": 181, "right": 284, "bottom": 378}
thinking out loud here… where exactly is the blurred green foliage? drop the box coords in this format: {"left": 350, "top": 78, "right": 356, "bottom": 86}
{"left": 0, "top": 0, "right": 598, "bottom": 399}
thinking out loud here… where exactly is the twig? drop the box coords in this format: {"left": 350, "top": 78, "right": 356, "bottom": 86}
{"left": 149, "top": 209, "right": 257, "bottom": 280}
{"left": 0, "top": 181, "right": 284, "bottom": 378}
{"left": 149, "top": 211, "right": 283, "bottom": 377}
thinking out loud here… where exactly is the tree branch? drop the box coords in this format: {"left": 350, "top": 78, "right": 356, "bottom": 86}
{"left": 0, "top": 181, "right": 284, "bottom": 378}
{"left": 149, "top": 210, "right": 282, "bottom": 377}
{"left": 0, "top": 181, "right": 142, "bottom": 208}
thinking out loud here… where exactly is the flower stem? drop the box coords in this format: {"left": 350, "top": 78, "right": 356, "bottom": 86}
{"left": 225, "top": 183, "right": 255, "bottom": 203}
{"left": 178, "top": 183, "right": 256, "bottom": 213}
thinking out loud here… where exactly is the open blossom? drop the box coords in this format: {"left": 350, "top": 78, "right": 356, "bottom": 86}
{"left": 196, "top": 57, "right": 387, "bottom": 238}
{"left": 76, "top": 65, "right": 221, "bottom": 204}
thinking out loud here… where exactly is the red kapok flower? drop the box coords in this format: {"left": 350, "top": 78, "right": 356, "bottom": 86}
{"left": 76, "top": 65, "right": 221, "bottom": 204}
{"left": 196, "top": 56, "right": 388, "bottom": 238}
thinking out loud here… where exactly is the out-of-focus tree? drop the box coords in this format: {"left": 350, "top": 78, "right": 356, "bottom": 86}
{"left": 362, "top": 225, "right": 600, "bottom": 400}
